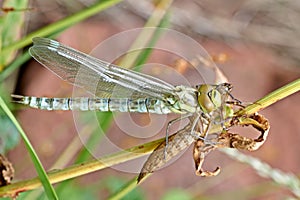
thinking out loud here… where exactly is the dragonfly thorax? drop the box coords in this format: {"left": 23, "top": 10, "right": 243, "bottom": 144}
{"left": 172, "top": 85, "right": 198, "bottom": 113}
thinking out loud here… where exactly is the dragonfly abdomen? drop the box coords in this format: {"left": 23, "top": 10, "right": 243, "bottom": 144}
{"left": 11, "top": 95, "right": 174, "bottom": 114}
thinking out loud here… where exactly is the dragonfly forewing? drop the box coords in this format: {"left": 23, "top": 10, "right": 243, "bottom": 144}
{"left": 29, "top": 37, "right": 177, "bottom": 100}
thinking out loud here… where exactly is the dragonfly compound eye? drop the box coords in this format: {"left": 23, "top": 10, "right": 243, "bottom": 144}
{"left": 197, "top": 85, "right": 222, "bottom": 113}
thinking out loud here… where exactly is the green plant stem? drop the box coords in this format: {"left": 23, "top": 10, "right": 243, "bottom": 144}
{"left": 107, "top": 173, "right": 152, "bottom": 200}
{"left": 237, "top": 78, "right": 300, "bottom": 115}
{"left": 107, "top": 176, "right": 146, "bottom": 200}
{"left": 118, "top": 0, "right": 173, "bottom": 68}
{"left": 0, "top": 97, "right": 58, "bottom": 199}
{"left": 1, "top": 0, "right": 123, "bottom": 55}
{"left": 0, "top": 51, "right": 31, "bottom": 81}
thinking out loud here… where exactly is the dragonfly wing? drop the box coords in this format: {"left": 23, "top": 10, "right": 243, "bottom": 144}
{"left": 137, "top": 123, "right": 195, "bottom": 183}
{"left": 29, "top": 37, "right": 177, "bottom": 99}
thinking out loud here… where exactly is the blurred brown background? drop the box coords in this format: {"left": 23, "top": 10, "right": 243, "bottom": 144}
{"left": 8, "top": 0, "right": 300, "bottom": 199}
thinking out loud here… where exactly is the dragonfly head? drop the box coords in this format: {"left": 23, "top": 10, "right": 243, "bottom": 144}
{"left": 196, "top": 83, "right": 232, "bottom": 113}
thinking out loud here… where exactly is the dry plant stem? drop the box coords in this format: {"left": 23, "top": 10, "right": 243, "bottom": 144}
{"left": 0, "top": 138, "right": 164, "bottom": 197}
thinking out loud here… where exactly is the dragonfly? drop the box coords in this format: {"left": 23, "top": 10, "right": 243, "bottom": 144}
{"left": 12, "top": 37, "right": 266, "bottom": 183}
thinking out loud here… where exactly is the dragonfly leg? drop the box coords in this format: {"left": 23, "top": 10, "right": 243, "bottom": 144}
{"left": 218, "top": 105, "right": 227, "bottom": 131}
{"left": 193, "top": 139, "right": 220, "bottom": 177}
{"left": 199, "top": 116, "right": 219, "bottom": 146}
{"left": 219, "top": 90, "right": 242, "bottom": 130}
{"left": 164, "top": 114, "right": 192, "bottom": 159}
{"left": 225, "top": 100, "right": 244, "bottom": 108}
{"left": 190, "top": 114, "right": 219, "bottom": 147}
{"left": 190, "top": 113, "right": 201, "bottom": 137}
{"left": 196, "top": 113, "right": 211, "bottom": 138}
{"left": 227, "top": 93, "right": 243, "bottom": 106}
{"left": 215, "top": 83, "right": 243, "bottom": 106}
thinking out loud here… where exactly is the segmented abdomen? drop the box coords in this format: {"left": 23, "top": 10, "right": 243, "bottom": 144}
{"left": 11, "top": 95, "right": 174, "bottom": 114}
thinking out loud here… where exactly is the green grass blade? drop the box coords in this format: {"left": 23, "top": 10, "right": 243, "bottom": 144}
{"left": 108, "top": 174, "right": 151, "bottom": 200}
{"left": 0, "top": 97, "right": 58, "bottom": 199}
{"left": 0, "top": 51, "right": 31, "bottom": 82}
{"left": 133, "top": 12, "right": 171, "bottom": 71}
{"left": 1, "top": 0, "right": 123, "bottom": 55}
{"left": 75, "top": 112, "right": 113, "bottom": 163}
{"left": 118, "top": 0, "right": 173, "bottom": 69}
{"left": 107, "top": 177, "right": 142, "bottom": 200}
